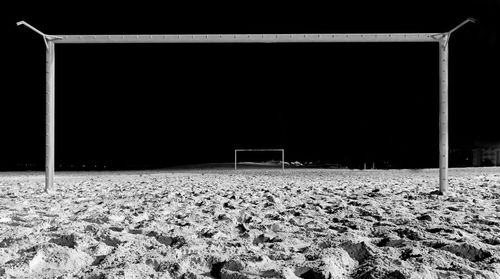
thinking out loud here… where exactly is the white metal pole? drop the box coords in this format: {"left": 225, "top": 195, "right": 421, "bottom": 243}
{"left": 46, "top": 41, "right": 55, "bottom": 192}
{"left": 234, "top": 150, "right": 237, "bottom": 170}
{"left": 282, "top": 150, "right": 285, "bottom": 170}
{"left": 439, "top": 38, "right": 449, "bottom": 194}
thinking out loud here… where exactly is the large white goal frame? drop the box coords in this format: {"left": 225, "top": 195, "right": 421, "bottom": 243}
{"left": 17, "top": 19, "right": 476, "bottom": 193}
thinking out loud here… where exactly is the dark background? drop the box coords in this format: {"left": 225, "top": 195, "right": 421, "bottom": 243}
{"left": 1, "top": 1, "right": 499, "bottom": 170}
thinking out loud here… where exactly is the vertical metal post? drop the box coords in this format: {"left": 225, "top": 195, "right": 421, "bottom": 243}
{"left": 46, "top": 41, "right": 55, "bottom": 192}
{"left": 281, "top": 150, "right": 285, "bottom": 170}
{"left": 439, "top": 38, "right": 449, "bottom": 194}
{"left": 234, "top": 150, "right": 237, "bottom": 170}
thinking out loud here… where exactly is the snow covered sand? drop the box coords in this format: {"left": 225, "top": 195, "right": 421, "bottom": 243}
{"left": 1, "top": 168, "right": 499, "bottom": 278}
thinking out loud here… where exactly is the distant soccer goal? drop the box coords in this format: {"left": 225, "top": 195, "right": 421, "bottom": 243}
{"left": 234, "top": 149, "right": 285, "bottom": 170}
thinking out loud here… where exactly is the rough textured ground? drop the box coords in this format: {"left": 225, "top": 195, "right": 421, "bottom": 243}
{"left": 0, "top": 168, "right": 499, "bottom": 279}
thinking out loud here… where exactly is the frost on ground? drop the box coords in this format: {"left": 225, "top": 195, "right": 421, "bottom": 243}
{"left": 0, "top": 168, "right": 499, "bottom": 279}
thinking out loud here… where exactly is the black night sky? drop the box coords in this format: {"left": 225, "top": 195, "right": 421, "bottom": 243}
{"left": 2, "top": 1, "right": 499, "bottom": 170}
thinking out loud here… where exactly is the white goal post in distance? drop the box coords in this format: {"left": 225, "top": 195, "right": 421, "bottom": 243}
{"left": 234, "top": 149, "right": 285, "bottom": 170}
{"left": 17, "top": 19, "right": 476, "bottom": 194}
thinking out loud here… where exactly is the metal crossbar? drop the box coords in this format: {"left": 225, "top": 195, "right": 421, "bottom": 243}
{"left": 54, "top": 33, "right": 438, "bottom": 44}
